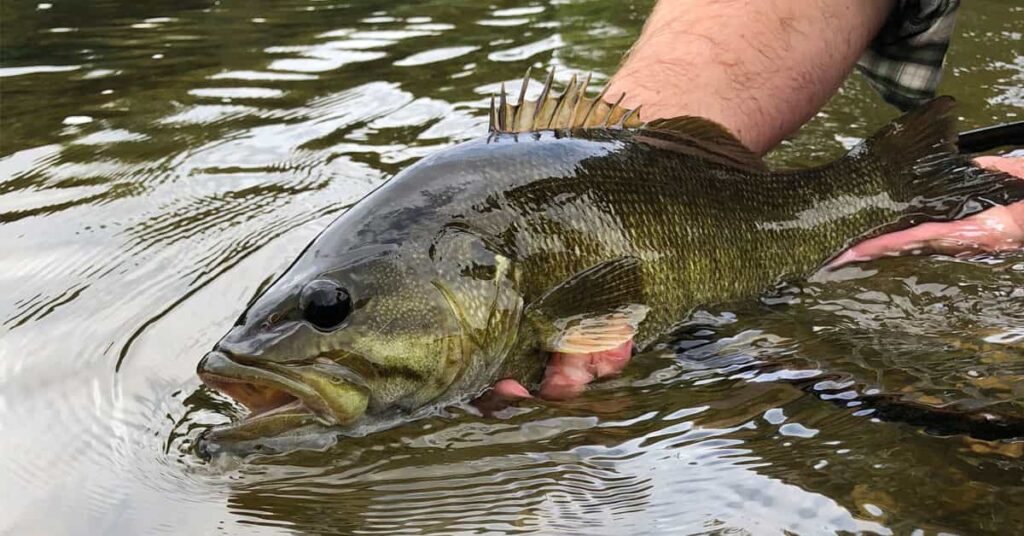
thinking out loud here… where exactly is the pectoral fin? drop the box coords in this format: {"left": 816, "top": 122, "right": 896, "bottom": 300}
{"left": 540, "top": 304, "right": 649, "bottom": 354}
{"left": 527, "top": 256, "right": 649, "bottom": 354}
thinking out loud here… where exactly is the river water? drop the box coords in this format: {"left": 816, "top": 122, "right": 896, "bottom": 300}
{"left": 2, "top": 0, "right": 1022, "bottom": 534}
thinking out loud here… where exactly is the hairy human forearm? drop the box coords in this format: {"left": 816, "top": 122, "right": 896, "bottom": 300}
{"left": 606, "top": 0, "right": 895, "bottom": 154}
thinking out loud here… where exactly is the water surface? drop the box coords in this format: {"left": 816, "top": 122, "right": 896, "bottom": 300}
{"left": 2, "top": 0, "right": 1023, "bottom": 534}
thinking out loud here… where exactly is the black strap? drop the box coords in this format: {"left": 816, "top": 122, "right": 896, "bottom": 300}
{"left": 957, "top": 121, "right": 1024, "bottom": 154}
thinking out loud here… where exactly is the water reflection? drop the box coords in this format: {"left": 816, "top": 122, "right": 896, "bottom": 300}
{"left": 1, "top": 0, "right": 1022, "bottom": 534}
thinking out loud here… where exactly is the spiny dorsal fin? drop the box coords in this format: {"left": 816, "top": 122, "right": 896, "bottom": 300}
{"left": 488, "top": 69, "right": 767, "bottom": 171}
{"left": 489, "top": 68, "right": 645, "bottom": 133}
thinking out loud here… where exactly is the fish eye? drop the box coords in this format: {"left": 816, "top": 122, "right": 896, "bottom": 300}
{"left": 300, "top": 279, "right": 352, "bottom": 331}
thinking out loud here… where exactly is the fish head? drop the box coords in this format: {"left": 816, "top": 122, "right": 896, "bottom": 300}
{"left": 197, "top": 236, "right": 523, "bottom": 450}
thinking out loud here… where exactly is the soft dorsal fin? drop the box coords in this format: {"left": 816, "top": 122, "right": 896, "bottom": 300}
{"left": 640, "top": 117, "right": 768, "bottom": 171}
{"left": 489, "top": 69, "right": 767, "bottom": 172}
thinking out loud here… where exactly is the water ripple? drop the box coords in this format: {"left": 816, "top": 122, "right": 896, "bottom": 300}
{"left": 2, "top": 1, "right": 1023, "bottom": 534}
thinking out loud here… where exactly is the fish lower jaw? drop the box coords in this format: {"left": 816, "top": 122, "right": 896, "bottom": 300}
{"left": 197, "top": 351, "right": 339, "bottom": 424}
{"left": 198, "top": 350, "right": 376, "bottom": 429}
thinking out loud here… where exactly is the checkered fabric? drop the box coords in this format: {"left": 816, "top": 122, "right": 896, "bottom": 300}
{"left": 856, "top": 0, "right": 960, "bottom": 110}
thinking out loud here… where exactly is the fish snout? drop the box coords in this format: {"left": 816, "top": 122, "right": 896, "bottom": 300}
{"left": 212, "top": 326, "right": 272, "bottom": 361}
{"left": 214, "top": 322, "right": 328, "bottom": 365}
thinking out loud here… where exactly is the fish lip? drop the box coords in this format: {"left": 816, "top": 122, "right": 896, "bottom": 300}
{"left": 197, "top": 350, "right": 337, "bottom": 424}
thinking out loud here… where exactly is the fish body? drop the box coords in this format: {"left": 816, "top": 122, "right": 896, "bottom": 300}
{"left": 196, "top": 78, "right": 1024, "bottom": 453}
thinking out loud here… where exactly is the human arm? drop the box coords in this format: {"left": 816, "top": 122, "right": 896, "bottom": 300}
{"left": 605, "top": 0, "right": 896, "bottom": 155}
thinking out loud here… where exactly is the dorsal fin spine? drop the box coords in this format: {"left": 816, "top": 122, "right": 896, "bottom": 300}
{"left": 581, "top": 84, "right": 607, "bottom": 128}
{"left": 497, "top": 83, "right": 508, "bottom": 131}
{"left": 512, "top": 67, "right": 532, "bottom": 129}
{"left": 618, "top": 104, "right": 641, "bottom": 128}
{"left": 546, "top": 73, "right": 576, "bottom": 128}
{"left": 532, "top": 69, "right": 556, "bottom": 130}
{"left": 568, "top": 72, "right": 592, "bottom": 127}
{"left": 602, "top": 92, "right": 625, "bottom": 127}
{"left": 488, "top": 94, "right": 497, "bottom": 132}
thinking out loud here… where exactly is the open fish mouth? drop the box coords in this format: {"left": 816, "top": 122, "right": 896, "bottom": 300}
{"left": 196, "top": 352, "right": 382, "bottom": 458}
{"left": 196, "top": 351, "right": 369, "bottom": 431}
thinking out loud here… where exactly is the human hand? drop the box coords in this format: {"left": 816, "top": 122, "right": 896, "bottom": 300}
{"left": 829, "top": 156, "right": 1024, "bottom": 268}
{"left": 480, "top": 340, "right": 633, "bottom": 408}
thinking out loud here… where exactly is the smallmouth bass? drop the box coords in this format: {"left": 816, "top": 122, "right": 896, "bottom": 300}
{"left": 196, "top": 73, "right": 1024, "bottom": 456}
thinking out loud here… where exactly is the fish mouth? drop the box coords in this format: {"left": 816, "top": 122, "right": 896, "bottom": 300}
{"left": 197, "top": 351, "right": 369, "bottom": 430}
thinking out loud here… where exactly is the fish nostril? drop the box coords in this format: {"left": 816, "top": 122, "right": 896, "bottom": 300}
{"left": 260, "top": 313, "right": 282, "bottom": 331}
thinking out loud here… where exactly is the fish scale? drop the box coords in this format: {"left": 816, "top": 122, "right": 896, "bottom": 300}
{"left": 197, "top": 86, "right": 1024, "bottom": 451}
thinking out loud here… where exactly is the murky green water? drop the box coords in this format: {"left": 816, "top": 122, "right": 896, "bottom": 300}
{"left": 2, "top": 0, "right": 1022, "bottom": 534}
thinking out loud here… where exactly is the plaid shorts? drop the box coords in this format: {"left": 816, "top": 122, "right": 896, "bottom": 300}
{"left": 856, "top": 0, "right": 960, "bottom": 110}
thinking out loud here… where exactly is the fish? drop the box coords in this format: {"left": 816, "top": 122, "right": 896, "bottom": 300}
{"left": 195, "top": 71, "right": 1024, "bottom": 455}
